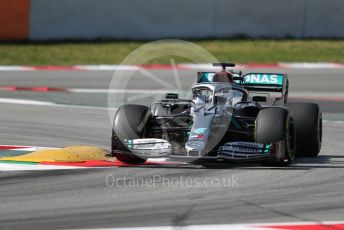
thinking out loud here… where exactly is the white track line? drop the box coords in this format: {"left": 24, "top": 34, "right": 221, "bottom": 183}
{"left": 280, "top": 62, "right": 344, "bottom": 68}
{"left": 83, "top": 225, "right": 255, "bottom": 230}
{"left": 75, "top": 65, "right": 140, "bottom": 71}
{"left": 0, "top": 146, "right": 58, "bottom": 151}
{"left": 0, "top": 66, "right": 35, "bottom": 71}
{"left": 68, "top": 88, "right": 174, "bottom": 94}
{"left": 81, "top": 221, "right": 344, "bottom": 230}
{"left": 0, "top": 98, "right": 116, "bottom": 110}
{"left": 0, "top": 65, "right": 139, "bottom": 71}
{"left": 0, "top": 163, "right": 82, "bottom": 171}
{"left": 0, "top": 98, "right": 56, "bottom": 105}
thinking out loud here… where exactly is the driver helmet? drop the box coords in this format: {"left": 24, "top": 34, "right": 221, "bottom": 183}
{"left": 212, "top": 71, "right": 233, "bottom": 83}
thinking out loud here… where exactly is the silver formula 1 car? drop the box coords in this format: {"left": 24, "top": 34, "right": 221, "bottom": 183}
{"left": 111, "top": 63, "right": 322, "bottom": 166}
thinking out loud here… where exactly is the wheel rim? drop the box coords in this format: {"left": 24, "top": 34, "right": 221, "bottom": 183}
{"left": 286, "top": 119, "right": 296, "bottom": 161}
{"left": 317, "top": 113, "right": 322, "bottom": 151}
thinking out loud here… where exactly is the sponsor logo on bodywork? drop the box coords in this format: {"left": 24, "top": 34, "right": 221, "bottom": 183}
{"left": 189, "top": 134, "right": 205, "bottom": 139}
{"left": 243, "top": 74, "right": 284, "bottom": 85}
{"left": 193, "top": 128, "right": 207, "bottom": 134}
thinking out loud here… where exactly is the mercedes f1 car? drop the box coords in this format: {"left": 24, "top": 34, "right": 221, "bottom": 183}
{"left": 111, "top": 63, "right": 322, "bottom": 166}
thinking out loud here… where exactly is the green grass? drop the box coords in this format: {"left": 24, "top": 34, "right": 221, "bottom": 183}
{"left": 1, "top": 40, "right": 344, "bottom": 65}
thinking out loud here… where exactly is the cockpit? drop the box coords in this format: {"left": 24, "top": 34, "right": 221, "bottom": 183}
{"left": 195, "top": 72, "right": 248, "bottom": 106}
{"left": 192, "top": 87, "right": 213, "bottom": 104}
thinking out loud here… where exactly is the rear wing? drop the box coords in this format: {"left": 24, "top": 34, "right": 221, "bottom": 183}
{"left": 197, "top": 72, "right": 287, "bottom": 90}
{"left": 238, "top": 73, "right": 289, "bottom": 105}
{"left": 236, "top": 73, "right": 286, "bottom": 92}
{"left": 197, "top": 72, "right": 289, "bottom": 105}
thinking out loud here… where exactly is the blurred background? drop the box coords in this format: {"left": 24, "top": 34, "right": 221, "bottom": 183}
{"left": 2, "top": 0, "right": 344, "bottom": 40}
{"left": 1, "top": 1, "right": 344, "bottom": 229}
{"left": 1, "top": 0, "right": 344, "bottom": 65}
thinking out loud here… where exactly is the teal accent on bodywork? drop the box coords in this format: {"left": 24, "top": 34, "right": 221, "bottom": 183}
{"left": 231, "top": 118, "right": 242, "bottom": 130}
{"left": 127, "top": 139, "right": 133, "bottom": 150}
{"left": 199, "top": 72, "right": 284, "bottom": 86}
{"left": 243, "top": 74, "right": 284, "bottom": 85}
{"left": 193, "top": 128, "right": 207, "bottom": 134}
{"left": 264, "top": 144, "right": 271, "bottom": 154}
{"left": 199, "top": 72, "right": 215, "bottom": 83}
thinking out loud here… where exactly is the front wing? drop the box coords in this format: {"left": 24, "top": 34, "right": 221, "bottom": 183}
{"left": 122, "top": 139, "right": 275, "bottom": 162}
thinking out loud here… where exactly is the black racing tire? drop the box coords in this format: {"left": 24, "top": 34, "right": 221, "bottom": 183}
{"left": 111, "top": 104, "right": 149, "bottom": 163}
{"left": 287, "top": 103, "right": 322, "bottom": 157}
{"left": 256, "top": 107, "right": 296, "bottom": 166}
{"left": 114, "top": 151, "right": 147, "bottom": 164}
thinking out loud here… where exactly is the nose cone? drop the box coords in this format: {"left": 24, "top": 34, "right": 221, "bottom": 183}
{"left": 185, "top": 140, "right": 206, "bottom": 156}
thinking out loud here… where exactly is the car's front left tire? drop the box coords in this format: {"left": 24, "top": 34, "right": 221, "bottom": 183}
{"left": 111, "top": 104, "right": 149, "bottom": 164}
{"left": 255, "top": 107, "right": 296, "bottom": 166}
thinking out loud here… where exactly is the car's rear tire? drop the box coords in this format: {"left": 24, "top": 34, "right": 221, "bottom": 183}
{"left": 287, "top": 103, "right": 322, "bottom": 157}
{"left": 256, "top": 107, "right": 296, "bottom": 166}
{"left": 111, "top": 104, "right": 149, "bottom": 163}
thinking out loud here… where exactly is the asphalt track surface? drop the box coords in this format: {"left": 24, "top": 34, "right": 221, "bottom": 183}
{"left": 0, "top": 68, "right": 344, "bottom": 229}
